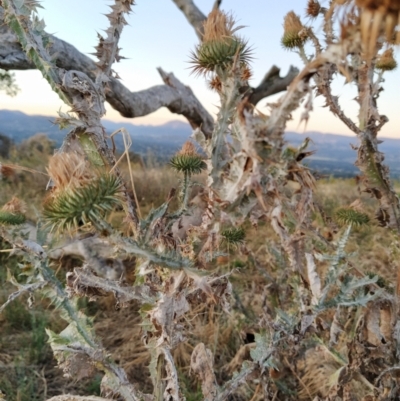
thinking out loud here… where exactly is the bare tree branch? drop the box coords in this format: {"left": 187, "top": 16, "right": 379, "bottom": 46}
{"left": 0, "top": 8, "right": 214, "bottom": 137}
{"left": 248, "top": 65, "right": 300, "bottom": 106}
{"left": 170, "top": 0, "right": 206, "bottom": 40}
{"left": 157, "top": 67, "right": 215, "bottom": 136}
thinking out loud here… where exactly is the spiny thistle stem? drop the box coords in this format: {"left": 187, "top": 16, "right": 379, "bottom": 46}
{"left": 116, "top": 236, "right": 194, "bottom": 270}
{"left": 0, "top": 228, "right": 97, "bottom": 348}
{"left": 2, "top": 0, "right": 71, "bottom": 105}
{"left": 0, "top": 228, "right": 141, "bottom": 400}
{"left": 94, "top": 0, "right": 134, "bottom": 79}
{"left": 181, "top": 171, "right": 191, "bottom": 211}
{"left": 210, "top": 72, "right": 242, "bottom": 186}
{"left": 356, "top": 63, "right": 400, "bottom": 230}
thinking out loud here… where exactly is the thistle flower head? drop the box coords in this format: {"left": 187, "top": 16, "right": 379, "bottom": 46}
{"left": 47, "top": 152, "right": 95, "bottom": 194}
{"left": 190, "top": 10, "right": 252, "bottom": 76}
{"left": 43, "top": 174, "right": 124, "bottom": 233}
{"left": 221, "top": 227, "right": 245, "bottom": 247}
{"left": 179, "top": 141, "right": 198, "bottom": 156}
{"left": 170, "top": 141, "right": 206, "bottom": 175}
{"left": 281, "top": 11, "right": 308, "bottom": 49}
{"left": 376, "top": 48, "right": 397, "bottom": 70}
{"left": 44, "top": 152, "right": 123, "bottom": 232}
{"left": 241, "top": 65, "right": 252, "bottom": 81}
{"left": 2, "top": 197, "right": 26, "bottom": 214}
{"left": 0, "top": 163, "right": 15, "bottom": 179}
{"left": 202, "top": 9, "right": 239, "bottom": 43}
{"left": 335, "top": 203, "right": 370, "bottom": 226}
{"left": 306, "top": 0, "right": 322, "bottom": 18}
{"left": 0, "top": 197, "right": 26, "bottom": 226}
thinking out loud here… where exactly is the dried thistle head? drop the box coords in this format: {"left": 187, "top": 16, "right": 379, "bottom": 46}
{"left": 178, "top": 141, "right": 198, "bottom": 156}
{"left": 306, "top": 0, "right": 322, "bottom": 18}
{"left": 281, "top": 11, "right": 308, "bottom": 49}
{"left": 190, "top": 10, "right": 252, "bottom": 76}
{"left": 170, "top": 141, "right": 206, "bottom": 175}
{"left": 45, "top": 152, "right": 123, "bottom": 232}
{"left": 2, "top": 197, "right": 27, "bottom": 214}
{"left": 202, "top": 9, "right": 238, "bottom": 43}
{"left": 0, "top": 163, "right": 15, "bottom": 179}
{"left": 0, "top": 197, "right": 26, "bottom": 225}
{"left": 355, "top": 0, "right": 400, "bottom": 58}
{"left": 47, "top": 152, "right": 95, "bottom": 193}
{"left": 208, "top": 75, "right": 222, "bottom": 92}
{"left": 376, "top": 47, "right": 397, "bottom": 70}
{"left": 241, "top": 65, "right": 252, "bottom": 81}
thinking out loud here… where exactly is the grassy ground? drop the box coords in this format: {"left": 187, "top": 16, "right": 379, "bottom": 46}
{"left": 1, "top": 135, "right": 399, "bottom": 399}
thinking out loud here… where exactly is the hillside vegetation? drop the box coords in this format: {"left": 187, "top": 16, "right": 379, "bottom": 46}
{"left": 1, "top": 136, "right": 399, "bottom": 400}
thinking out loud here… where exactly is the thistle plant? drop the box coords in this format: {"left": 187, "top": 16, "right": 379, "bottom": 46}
{"left": 43, "top": 153, "right": 124, "bottom": 232}
{"left": 170, "top": 141, "right": 206, "bottom": 211}
{"left": 0, "top": 197, "right": 26, "bottom": 225}
{"left": 2, "top": 1, "right": 400, "bottom": 401}
{"left": 190, "top": 9, "right": 252, "bottom": 77}
{"left": 376, "top": 48, "right": 397, "bottom": 71}
{"left": 221, "top": 227, "right": 245, "bottom": 247}
{"left": 335, "top": 207, "right": 370, "bottom": 227}
{"left": 281, "top": 11, "right": 308, "bottom": 50}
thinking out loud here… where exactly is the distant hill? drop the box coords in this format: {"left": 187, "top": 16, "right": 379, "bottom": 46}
{"left": 285, "top": 131, "right": 400, "bottom": 177}
{"left": 1, "top": 109, "right": 400, "bottom": 177}
{"left": 0, "top": 110, "right": 191, "bottom": 160}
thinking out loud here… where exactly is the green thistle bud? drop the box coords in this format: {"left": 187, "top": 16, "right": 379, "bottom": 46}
{"left": 190, "top": 9, "right": 252, "bottom": 76}
{"left": 0, "top": 211, "right": 26, "bottom": 226}
{"left": 43, "top": 174, "right": 123, "bottom": 232}
{"left": 170, "top": 155, "right": 206, "bottom": 175}
{"left": 0, "top": 197, "right": 26, "bottom": 225}
{"left": 335, "top": 208, "right": 370, "bottom": 227}
{"left": 221, "top": 227, "right": 245, "bottom": 247}
{"left": 192, "top": 38, "right": 252, "bottom": 76}
{"left": 170, "top": 142, "right": 206, "bottom": 175}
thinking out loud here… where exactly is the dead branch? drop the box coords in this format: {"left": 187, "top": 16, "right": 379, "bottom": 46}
{"left": 170, "top": 0, "right": 207, "bottom": 39}
{"left": 0, "top": 7, "right": 214, "bottom": 138}
{"left": 248, "top": 65, "right": 299, "bottom": 106}
{"left": 157, "top": 67, "right": 214, "bottom": 136}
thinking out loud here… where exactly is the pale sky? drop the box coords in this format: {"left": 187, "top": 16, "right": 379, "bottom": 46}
{"left": 1, "top": 0, "right": 400, "bottom": 138}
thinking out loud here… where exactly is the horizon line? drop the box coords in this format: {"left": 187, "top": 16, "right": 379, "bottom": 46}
{"left": 1, "top": 108, "right": 395, "bottom": 140}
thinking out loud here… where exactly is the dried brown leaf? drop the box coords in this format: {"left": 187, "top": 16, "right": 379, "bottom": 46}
{"left": 191, "top": 343, "right": 218, "bottom": 401}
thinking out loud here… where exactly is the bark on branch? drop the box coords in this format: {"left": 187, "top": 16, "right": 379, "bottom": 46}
{"left": 0, "top": 8, "right": 214, "bottom": 137}
{"left": 248, "top": 65, "right": 300, "bottom": 106}
{"left": 170, "top": 0, "right": 207, "bottom": 40}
